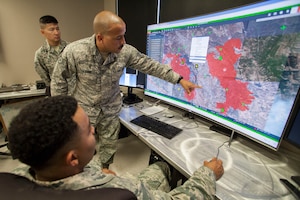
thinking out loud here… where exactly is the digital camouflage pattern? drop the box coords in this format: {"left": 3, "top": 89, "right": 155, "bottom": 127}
{"left": 93, "top": 113, "right": 120, "bottom": 165}
{"left": 13, "top": 158, "right": 217, "bottom": 199}
{"left": 51, "top": 35, "right": 181, "bottom": 164}
{"left": 34, "top": 40, "right": 68, "bottom": 86}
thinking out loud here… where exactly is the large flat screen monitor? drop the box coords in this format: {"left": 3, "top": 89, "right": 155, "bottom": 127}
{"left": 145, "top": 0, "right": 300, "bottom": 150}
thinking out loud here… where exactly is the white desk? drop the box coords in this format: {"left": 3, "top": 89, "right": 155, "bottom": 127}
{"left": 0, "top": 88, "right": 46, "bottom": 101}
{"left": 0, "top": 88, "right": 46, "bottom": 134}
{"left": 119, "top": 93, "right": 300, "bottom": 200}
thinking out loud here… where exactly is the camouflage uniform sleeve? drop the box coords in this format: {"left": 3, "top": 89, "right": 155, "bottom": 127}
{"left": 34, "top": 49, "right": 51, "bottom": 86}
{"left": 165, "top": 166, "right": 216, "bottom": 200}
{"left": 124, "top": 161, "right": 216, "bottom": 199}
{"left": 51, "top": 49, "right": 75, "bottom": 96}
{"left": 124, "top": 45, "right": 180, "bottom": 84}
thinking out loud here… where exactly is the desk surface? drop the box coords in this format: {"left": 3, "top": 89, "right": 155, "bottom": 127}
{"left": 119, "top": 89, "right": 300, "bottom": 200}
{"left": 0, "top": 88, "right": 46, "bottom": 100}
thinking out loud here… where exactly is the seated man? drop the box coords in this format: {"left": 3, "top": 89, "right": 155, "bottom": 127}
{"left": 8, "top": 96, "right": 224, "bottom": 199}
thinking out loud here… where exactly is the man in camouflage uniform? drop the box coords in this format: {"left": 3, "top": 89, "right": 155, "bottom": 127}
{"left": 9, "top": 96, "right": 224, "bottom": 199}
{"left": 34, "top": 15, "right": 68, "bottom": 96}
{"left": 51, "top": 11, "right": 200, "bottom": 168}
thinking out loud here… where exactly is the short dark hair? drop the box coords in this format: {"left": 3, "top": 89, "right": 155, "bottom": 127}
{"left": 39, "top": 15, "right": 58, "bottom": 24}
{"left": 8, "top": 96, "right": 78, "bottom": 169}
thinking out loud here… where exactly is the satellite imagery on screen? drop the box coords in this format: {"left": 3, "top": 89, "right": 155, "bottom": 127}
{"left": 146, "top": 8, "right": 300, "bottom": 142}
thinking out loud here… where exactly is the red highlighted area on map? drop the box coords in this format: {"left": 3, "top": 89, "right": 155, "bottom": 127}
{"left": 163, "top": 38, "right": 254, "bottom": 114}
{"left": 207, "top": 38, "right": 254, "bottom": 114}
{"left": 163, "top": 54, "right": 196, "bottom": 101}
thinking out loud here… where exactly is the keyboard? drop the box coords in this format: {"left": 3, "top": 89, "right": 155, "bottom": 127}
{"left": 130, "top": 115, "right": 182, "bottom": 139}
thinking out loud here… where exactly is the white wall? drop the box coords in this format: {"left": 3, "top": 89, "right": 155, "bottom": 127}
{"left": 0, "top": 0, "right": 116, "bottom": 86}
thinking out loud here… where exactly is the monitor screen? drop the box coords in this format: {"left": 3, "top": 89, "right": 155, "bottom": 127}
{"left": 119, "top": 68, "right": 145, "bottom": 88}
{"left": 145, "top": 0, "right": 300, "bottom": 150}
{"left": 119, "top": 68, "right": 145, "bottom": 104}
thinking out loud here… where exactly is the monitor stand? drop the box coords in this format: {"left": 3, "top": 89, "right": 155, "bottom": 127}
{"left": 210, "top": 124, "right": 237, "bottom": 146}
{"left": 209, "top": 124, "right": 233, "bottom": 136}
{"left": 123, "top": 87, "right": 143, "bottom": 105}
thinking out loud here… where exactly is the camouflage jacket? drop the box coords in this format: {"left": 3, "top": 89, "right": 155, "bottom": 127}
{"left": 12, "top": 159, "right": 216, "bottom": 200}
{"left": 51, "top": 35, "right": 181, "bottom": 124}
{"left": 34, "top": 40, "right": 68, "bottom": 86}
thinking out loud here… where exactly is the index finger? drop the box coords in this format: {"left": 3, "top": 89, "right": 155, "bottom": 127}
{"left": 210, "top": 157, "right": 217, "bottom": 161}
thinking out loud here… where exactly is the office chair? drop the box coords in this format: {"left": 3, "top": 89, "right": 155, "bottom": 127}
{"left": 0, "top": 142, "right": 10, "bottom": 156}
{"left": 0, "top": 172, "right": 137, "bottom": 200}
{"left": 0, "top": 116, "right": 10, "bottom": 156}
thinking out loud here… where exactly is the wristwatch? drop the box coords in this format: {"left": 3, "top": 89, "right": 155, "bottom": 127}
{"left": 177, "top": 76, "right": 183, "bottom": 84}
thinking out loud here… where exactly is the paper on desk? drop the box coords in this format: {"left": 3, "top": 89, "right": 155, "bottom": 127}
{"left": 140, "top": 105, "right": 166, "bottom": 115}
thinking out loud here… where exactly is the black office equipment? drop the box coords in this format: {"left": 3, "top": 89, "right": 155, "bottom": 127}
{"left": 292, "top": 176, "right": 300, "bottom": 187}
{"left": 280, "top": 178, "right": 300, "bottom": 199}
{"left": 122, "top": 87, "right": 143, "bottom": 105}
{"left": 36, "top": 80, "right": 46, "bottom": 89}
{"left": 130, "top": 115, "right": 182, "bottom": 139}
{"left": 284, "top": 91, "right": 300, "bottom": 148}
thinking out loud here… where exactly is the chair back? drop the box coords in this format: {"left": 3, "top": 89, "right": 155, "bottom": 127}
{"left": 0, "top": 172, "right": 137, "bottom": 200}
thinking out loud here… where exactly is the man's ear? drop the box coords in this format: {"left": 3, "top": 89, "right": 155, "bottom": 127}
{"left": 66, "top": 150, "right": 79, "bottom": 167}
{"left": 96, "top": 33, "right": 103, "bottom": 41}
{"left": 40, "top": 29, "right": 45, "bottom": 35}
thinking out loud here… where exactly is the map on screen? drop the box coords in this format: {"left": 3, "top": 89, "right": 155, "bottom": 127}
{"left": 146, "top": 0, "right": 300, "bottom": 149}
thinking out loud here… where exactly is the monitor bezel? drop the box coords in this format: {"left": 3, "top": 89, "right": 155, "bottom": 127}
{"left": 145, "top": 0, "right": 300, "bottom": 151}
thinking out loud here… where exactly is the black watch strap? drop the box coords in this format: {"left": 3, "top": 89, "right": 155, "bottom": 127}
{"left": 177, "top": 76, "right": 183, "bottom": 84}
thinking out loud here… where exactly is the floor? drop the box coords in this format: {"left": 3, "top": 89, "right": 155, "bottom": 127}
{"left": 0, "top": 129, "right": 151, "bottom": 176}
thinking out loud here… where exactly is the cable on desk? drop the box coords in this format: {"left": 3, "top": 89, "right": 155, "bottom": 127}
{"left": 254, "top": 151, "right": 281, "bottom": 197}
{"left": 144, "top": 99, "right": 161, "bottom": 107}
{"left": 216, "top": 140, "right": 230, "bottom": 159}
{"left": 122, "top": 102, "right": 144, "bottom": 109}
{"left": 153, "top": 99, "right": 161, "bottom": 106}
{"left": 135, "top": 103, "right": 144, "bottom": 109}
{"left": 182, "top": 120, "right": 199, "bottom": 129}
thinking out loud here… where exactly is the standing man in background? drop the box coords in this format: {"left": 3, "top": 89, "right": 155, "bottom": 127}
{"left": 51, "top": 11, "right": 200, "bottom": 169}
{"left": 34, "top": 15, "right": 68, "bottom": 96}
